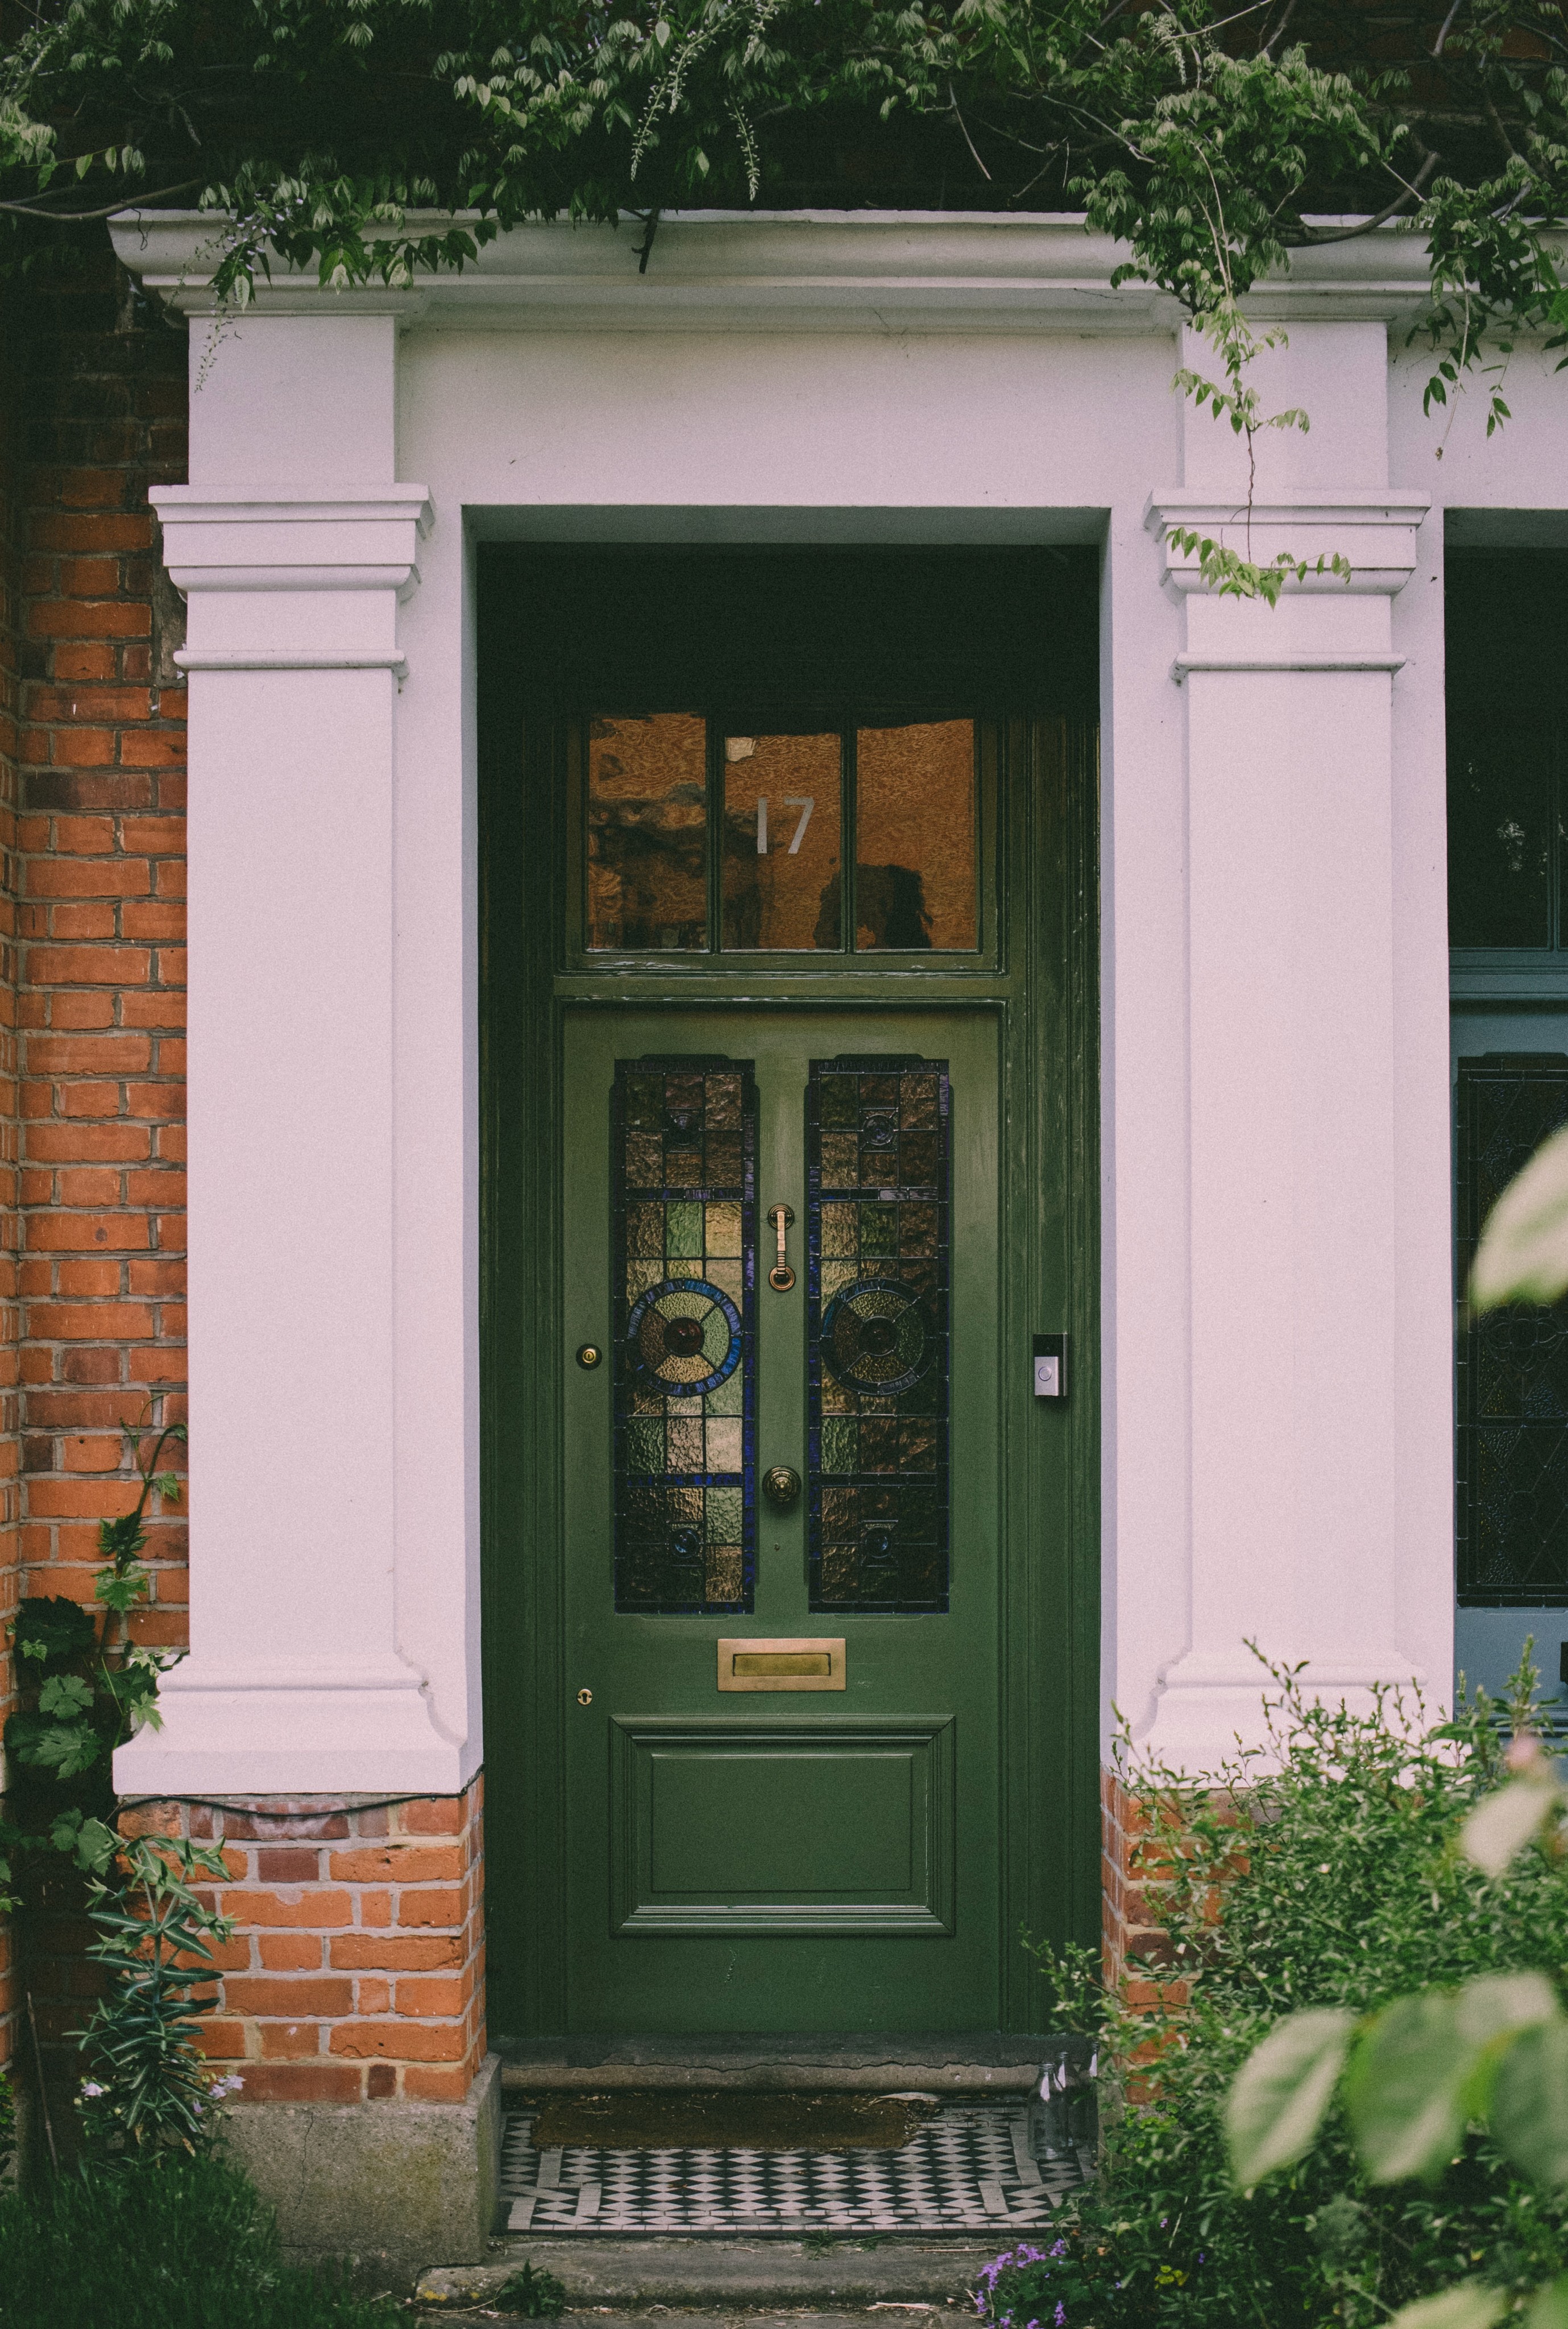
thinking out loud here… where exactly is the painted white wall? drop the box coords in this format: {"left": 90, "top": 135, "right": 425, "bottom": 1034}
{"left": 107, "top": 213, "right": 1500, "bottom": 1795}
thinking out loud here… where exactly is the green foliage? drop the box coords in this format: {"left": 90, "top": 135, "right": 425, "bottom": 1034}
{"left": 1, "top": 0, "right": 1567, "bottom": 416}
{"left": 1226, "top": 1715, "right": 1568, "bottom": 2328}
{"left": 74, "top": 1834, "right": 238, "bottom": 2162}
{"left": 1469, "top": 1120, "right": 1568, "bottom": 1312}
{"left": 0, "top": 2069, "right": 14, "bottom": 2186}
{"left": 492, "top": 2261, "right": 570, "bottom": 2318}
{"left": 0, "top": 2149, "right": 400, "bottom": 2328}
{"left": 1, "top": 1410, "right": 236, "bottom": 2161}
{"left": 980, "top": 1654, "right": 1568, "bottom": 2329}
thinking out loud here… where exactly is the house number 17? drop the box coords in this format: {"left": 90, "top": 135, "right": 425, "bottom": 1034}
{"left": 756, "top": 797, "right": 814, "bottom": 855}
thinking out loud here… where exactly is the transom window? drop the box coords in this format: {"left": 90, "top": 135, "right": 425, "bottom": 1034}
{"left": 579, "top": 710, "right": 980, "bottom": 957}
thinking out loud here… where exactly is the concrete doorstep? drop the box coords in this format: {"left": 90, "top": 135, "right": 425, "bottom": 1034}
{"left": 414, "top": 2236, "right": 998, "bottom": 2311}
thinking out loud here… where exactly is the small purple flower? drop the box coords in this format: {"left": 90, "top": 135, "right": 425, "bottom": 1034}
{"left": 1050, "top": 2240, "right": 1068, "bottom": 2258}
{"left": 1055, "top": 2306, "right": 1067, "bottom": 2328}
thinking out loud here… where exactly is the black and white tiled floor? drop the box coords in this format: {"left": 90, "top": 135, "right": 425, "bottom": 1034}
{"left": 500, "top": 2102, "right": 1088, "bottom": 2237}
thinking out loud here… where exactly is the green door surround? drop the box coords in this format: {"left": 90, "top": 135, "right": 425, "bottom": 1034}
{"left": 478, "top": 543, "right": 1102, "bottom": 2044}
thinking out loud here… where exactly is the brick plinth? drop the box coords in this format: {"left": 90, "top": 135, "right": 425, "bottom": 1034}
{"left": 1100, "top": 1766, "right": 1188, "bottom": 2009}
{"left": 119, "top": 1779, "right": 486, "bottom": 2104}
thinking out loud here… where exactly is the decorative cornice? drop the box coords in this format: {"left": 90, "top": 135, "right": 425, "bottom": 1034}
{"left": 110, "top": 208, "right": 1450, "bottom": 335}
{"left": 152, "top": 484, "right": 433, "bottom": 598}
{"left": 1147, "top": 488, "right": 1430, "bottom": 596}
{"left": 151, "top": 484, "right": 432, "bottom": 677}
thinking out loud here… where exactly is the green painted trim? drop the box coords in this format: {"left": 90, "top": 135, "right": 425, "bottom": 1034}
{"left": 479, "top": 548, "right": 1101, "bottom": 2045}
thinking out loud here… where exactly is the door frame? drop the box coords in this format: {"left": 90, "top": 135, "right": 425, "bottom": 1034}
{"left": 478, "top": 543, "right": 1102, "bottom": 2045}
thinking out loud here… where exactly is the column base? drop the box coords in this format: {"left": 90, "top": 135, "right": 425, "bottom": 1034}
{"left": 113, "top": 1663, "right": 468, "bottom": 1796}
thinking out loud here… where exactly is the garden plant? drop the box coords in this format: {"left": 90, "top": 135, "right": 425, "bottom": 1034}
{"left": 976, "top": 1658, "right": 1568, "bottom": 2328}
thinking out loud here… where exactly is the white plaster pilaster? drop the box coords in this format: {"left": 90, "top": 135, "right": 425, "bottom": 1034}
{"left": 1133, "top": 325, "right": 1445, "bottom": 1765}
{"left": 114, "top": 321, "right": 463, "bottom": 1795}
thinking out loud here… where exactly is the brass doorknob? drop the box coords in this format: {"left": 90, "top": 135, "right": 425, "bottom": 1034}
{"left": 762, "top": 1465, "right": 802, "bottom": 1511}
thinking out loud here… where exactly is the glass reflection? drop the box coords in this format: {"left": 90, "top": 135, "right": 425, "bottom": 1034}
{"left": 721, "top": 727, "right": 843, "bottom": 950}
{"left": 855, "top": 716, "right": 977, "bottom": 951}
{"left": 587, "top": 713, "right": 708, "bottom": 951}
{"left": 1447, "top": 717, "right": 1552, "bottom": 948}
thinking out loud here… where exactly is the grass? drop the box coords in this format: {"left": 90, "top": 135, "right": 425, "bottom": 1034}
{"left": 0, "top": 2149, "right": 401, "bottom": 2329}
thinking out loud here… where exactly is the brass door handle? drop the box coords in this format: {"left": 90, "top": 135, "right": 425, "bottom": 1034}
{"left": 768, "top": 1204, "right": 795, "bottom": 1292}
{"left": 763, "top": 1465, "right": 801, "bottom": 1510}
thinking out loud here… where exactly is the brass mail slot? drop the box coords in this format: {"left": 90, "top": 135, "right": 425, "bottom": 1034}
{"left": 716, "top": 1636, "right": 847, "bottom": 1692}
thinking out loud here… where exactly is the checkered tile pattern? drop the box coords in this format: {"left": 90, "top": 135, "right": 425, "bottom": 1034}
{"left": 500, "top": 2102, "right": 1088, "bottom": 2236}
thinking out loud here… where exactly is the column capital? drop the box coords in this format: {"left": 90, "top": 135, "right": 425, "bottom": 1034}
{"left": 1146, "top": 488, "right": 1430, "bottom": 599}
{"left": 150, "top": 482, "right": 434, "bottom": 674}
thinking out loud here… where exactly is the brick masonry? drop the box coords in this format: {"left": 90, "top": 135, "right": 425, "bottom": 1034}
{"left": 0, "top": 255, "right": 23, "bottom": 2078}
{"left": 119, "top": 1779, "right": 487, "bottom": 2105}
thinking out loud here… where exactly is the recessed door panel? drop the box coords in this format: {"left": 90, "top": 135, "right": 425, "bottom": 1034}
{"left": 609, "top": 1715, "right": 955, "bottom": 1934}
{"left": 563, "top": 1009, "right": 998, "bottom": 2032}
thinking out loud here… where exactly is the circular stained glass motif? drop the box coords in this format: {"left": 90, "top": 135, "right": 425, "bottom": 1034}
{"left": 822, "top": 1278, "right": 932, "bottom": 1396}
{"left": 627, "top": 1278, "right": 741, "bottom": 1396}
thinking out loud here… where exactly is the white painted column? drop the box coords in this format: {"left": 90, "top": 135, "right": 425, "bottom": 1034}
{"left": 1134, "top": 321, "right": 1443, "bottom": 1767}
{"left": 114, "top": 316, "right": 466, "bottom": 1794}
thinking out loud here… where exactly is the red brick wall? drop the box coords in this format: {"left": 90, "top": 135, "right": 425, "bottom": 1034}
{"left": 121, "top": 1780, "right": 487, "bottom": 2104}
{"left": 15, "top": 260, "right": 189, "bottom": 1648}
{"left": 0, "top": 281, "right": 24, "bottom": 2078}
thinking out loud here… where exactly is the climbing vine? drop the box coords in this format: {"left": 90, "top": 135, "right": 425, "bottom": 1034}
{"left": 3, "top": 1, "right": 1567, "bottom": 593}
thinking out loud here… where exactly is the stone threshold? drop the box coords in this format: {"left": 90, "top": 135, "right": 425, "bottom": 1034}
{"left": 416, "top": 2235, "right": 1005, "bottom": 2310}
{"left": 497, "top": 2034, "right": 1052, "bottom": 2094}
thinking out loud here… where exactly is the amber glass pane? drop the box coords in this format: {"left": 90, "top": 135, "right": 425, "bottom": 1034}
{"left": 854, "top": 718, "right": 977, "bottom": 951}
{"left": 587, "top": 713, "right": 708, "bottom": 951}
{"left": 721, "top": 730, "right": 843, "bottom": 950}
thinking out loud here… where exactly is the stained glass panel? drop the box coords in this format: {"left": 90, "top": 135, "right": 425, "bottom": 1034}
{"left": 806, "top": 1056, "right": 950, "bottom": 1613}
{"left": 612, "top": 1058, "right": 757, "bottom": 1613}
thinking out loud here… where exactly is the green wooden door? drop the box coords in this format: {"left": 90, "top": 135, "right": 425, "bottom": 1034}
{"left": 561, "top": 1008, "right": 999, "bottom": 2032}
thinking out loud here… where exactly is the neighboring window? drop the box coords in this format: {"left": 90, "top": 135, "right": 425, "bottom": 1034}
{"left": 582, "top": 710, "right": 980, "bottom": 957}
{"left": 1447, "top": 552, "right": 1568, "bottom": 954}
{"left": 1455, "top": 1056, "right": 1568, "bottom": 1605}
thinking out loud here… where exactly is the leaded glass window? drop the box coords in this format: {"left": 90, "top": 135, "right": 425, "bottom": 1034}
{"left": 806, "top": 1056, "right": 951, "bottom": 1613}
{"left": 1457, "top": 1054, "right": 1568, "bottom": 1605}
{"left": 612, "top": 1058, "right": 757, "bottom": 1613}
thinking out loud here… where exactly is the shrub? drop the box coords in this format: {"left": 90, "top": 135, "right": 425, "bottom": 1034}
{"left": 981, "top": 1656, "right": 1568, "bottom": 2329}
{"left": 0, "top": 2149, "right": 399, "bottom": 2328}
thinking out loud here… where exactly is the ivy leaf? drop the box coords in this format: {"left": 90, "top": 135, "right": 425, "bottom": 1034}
{"left": 1227, "top": 2007, "right": 1354, "bottom": 2185}
{"left": 25, "top": 1723, "right": 101, "bottom": 1778}
{"left": 95, "top": 1565, "right": 150, "bottom": 1613}
{"left": 72, "top": 1818, "right": 119, "bottom": 1876}
{"left": 1491, "top": 2022, "right": 1568, "bottom": 2189}
{"left": 38, "top": 1674, "right": 93, "bottom": 1718}
{"left": 12, "top": 1596, "right": 95, "bottom": 1669}
{"left": 1387, "top": 2286, "right": 1509, "bottom": 2329}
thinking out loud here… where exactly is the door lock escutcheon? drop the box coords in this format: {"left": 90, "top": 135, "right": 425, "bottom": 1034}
{"left": 767, "top": 1204, "right": 795, "bottom": 1292}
